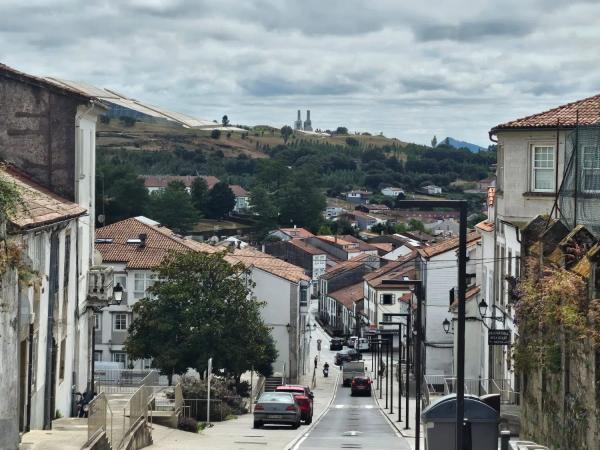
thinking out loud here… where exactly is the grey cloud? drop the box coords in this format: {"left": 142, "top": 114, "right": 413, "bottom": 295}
{"left": 241, "top": 76, "right": 358, "bottom": 97}
{"left": 413, "top": 19, "right": 532, "bottom": 42}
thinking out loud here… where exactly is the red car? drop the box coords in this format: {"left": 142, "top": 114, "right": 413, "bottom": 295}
{"left": 275, "top": 385, "right": 314, "bottom": 424}
{"left": 351, "top": 376, "right": 372, "bottom": 396}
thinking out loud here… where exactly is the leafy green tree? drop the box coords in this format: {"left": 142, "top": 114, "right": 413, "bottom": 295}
{"left": 222, "top": 115, "right": 230, "bottom": 126}
{"left": 96, "top": 163, "right": 150, "bottom": 225}
{"left": 277, "top": 172, "right": 326, "bottom": 231}
{"left": 190, "top": 177, "right": 209, "bottom": 214}
{"left": 318, "top": 223, "right": 333, "bottom": 235}
{"left": 280, "top": 125, "right": 293, "bottom": 144}
{"left": 205, "top": 182, "right": 235, "bottom": 219}
{"left": 408, "top": 219, "right": 425, "bottom": 232}
{"left": 431, "top": 135, "right": 437, "bottom": 147}
{"left": 336, "top": 126, "right": 348, "bottom": 135}
{"left": 126, "top": 251, "right": 278, "bottom": 385}
{"left": 250, "top": 186, "right": 279, "bottom": 233}
{"left": 331, "top": 217, "right": 356, "bottom": 236}
{"left": 149, "top": 181, "right": 199, "bottom": 233}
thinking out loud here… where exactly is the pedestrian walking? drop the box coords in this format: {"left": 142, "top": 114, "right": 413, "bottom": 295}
{"left": 314, "top": 355, "right": 318, "bottom": 369}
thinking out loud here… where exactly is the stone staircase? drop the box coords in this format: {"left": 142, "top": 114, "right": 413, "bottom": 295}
{"left": 264, "top": 376, "right": 284, "bottom": 392}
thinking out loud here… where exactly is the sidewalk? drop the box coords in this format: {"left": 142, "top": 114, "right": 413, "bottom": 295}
{"left": 150, "top": 311, "right": 339, "bottom": 450}
{"left": 367, "top": 366, "right": 425, "bottom": 450}
{"left": 19, "top": 418, "right": 88, "bottom": 450}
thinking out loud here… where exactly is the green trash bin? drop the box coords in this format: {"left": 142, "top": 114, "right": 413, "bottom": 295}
{"left": 422, "top": 394, "right": 499, "bottom": 450}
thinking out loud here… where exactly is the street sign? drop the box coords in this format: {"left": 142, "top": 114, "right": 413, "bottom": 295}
{"left": 488, "top": 330, "right": 511, "bottom": 346}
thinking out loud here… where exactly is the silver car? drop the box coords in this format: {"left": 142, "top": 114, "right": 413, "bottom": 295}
{"left": 253, "top": 392, "right": 301, "bottom": 429}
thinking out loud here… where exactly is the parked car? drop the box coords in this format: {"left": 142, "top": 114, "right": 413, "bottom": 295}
{"left": 275, "top": 385, "right": 314, "bottom": 424}
{"left": 346, "top": 336, "right": 358, "bottom": 348}
{"left": 355, "top": 337, "right": 370, "bottom": 352}
{"left": 330, "top": 337, "right": 344, "bottom": 351}
{"left": 351, "top": 376, "right": 372, "bottom": 396}
{"left": 334, "top": 348, "right": 362, "bottom": 366}
{"left": 253, "top": 392, "right": 301, "bottom": 429}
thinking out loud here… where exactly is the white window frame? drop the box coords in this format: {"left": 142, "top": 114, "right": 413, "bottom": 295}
{"left": 582, "top": 145, "right": 600, "bottom": 193}
{"left": 531, "top": 145, "right": 556, "bottom": 192}
{"left": 133, "top": 272, "right": 156, "bottom": 300}
{"left": 111, "top": 352, "right": 127, "bottom": 368}
{"left": 113, "top": 313, "right": 128, "bottom": 331}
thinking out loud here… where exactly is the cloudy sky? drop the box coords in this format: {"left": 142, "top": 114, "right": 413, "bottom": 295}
{"left": 2, "top": 0, "right": 600, "bottom": 145}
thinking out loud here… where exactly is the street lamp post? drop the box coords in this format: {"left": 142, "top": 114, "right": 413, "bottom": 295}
{"left": 397, "top": 200, "right": 467, "bottom": 450}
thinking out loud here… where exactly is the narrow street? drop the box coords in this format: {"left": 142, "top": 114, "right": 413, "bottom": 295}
{"left": 292, "top": 301, "right": 411, "bottom": 450}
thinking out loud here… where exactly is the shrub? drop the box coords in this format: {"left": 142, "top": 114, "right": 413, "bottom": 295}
{"left": 211, "top": 129, "right": 221, "bottom": 139}
{"left": 177, "top": 416, "right": 199, "bottom": 433}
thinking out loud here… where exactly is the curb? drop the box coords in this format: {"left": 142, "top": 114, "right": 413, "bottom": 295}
{"left": 372, "top": 385, "right": 413, "bottom": 439}
{"left": 284, "top": 370, "right": 341, "bottom": 450}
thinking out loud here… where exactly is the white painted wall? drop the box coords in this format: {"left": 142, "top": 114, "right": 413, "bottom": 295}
{"left": 383, "top": 245, "right": 412, "bottom": 261}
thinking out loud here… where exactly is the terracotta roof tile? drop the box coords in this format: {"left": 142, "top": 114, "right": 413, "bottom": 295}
{"left": 322, "top": 260, "right": 364, "bottom": 279}
{"left": 288, "top": 239, "right": 326, "bottom": 255}
{"left": 225, "top": 247, "right": 309, "bottom": 283}
{"left": 475, "top": 221, "right": 494, "bottom": 233}
{"left": 279, "top": 227, "right": 314, "bottom": 239}
{"left": 492, "top": 93, "right": 600, "bottom": 131}
{"left": 141, "top": 175, "right": 220, "bottom": 189}
{"left": 328, "top": 282, "right": 364, "bottom": 309}
{"left": 230, "top": 184, "right": 248, "bottom": 197}
{"left": 2, "top": 166, "right": 86, "bottom": 229}
{"left": 417, "top": 232, "right": 480, "bottom": 259}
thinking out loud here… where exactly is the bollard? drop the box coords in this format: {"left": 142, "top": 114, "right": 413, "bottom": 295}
{"left": 463, "top": 418, "right": 472, "bottom": 450}
{"left": 500, "top": 430, "right": 511, "bottom": 450}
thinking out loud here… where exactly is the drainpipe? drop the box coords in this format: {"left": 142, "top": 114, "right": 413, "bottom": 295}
{"left": 26, "top": 323, "right": 34, "bottom": 432}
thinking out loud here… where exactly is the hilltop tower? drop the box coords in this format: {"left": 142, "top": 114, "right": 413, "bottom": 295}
{"left": 294, "top": 110, "right": 302, "bottom": 130}
{"left": 303, "top": 109, "right": 313, "bottom": 131}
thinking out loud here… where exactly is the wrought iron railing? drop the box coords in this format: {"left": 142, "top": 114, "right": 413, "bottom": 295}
{"left": 424, "top": 375, "right": 520, "bottom": 406}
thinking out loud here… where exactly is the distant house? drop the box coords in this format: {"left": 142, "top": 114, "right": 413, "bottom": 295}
{"left": 264, "top": 238, "right": 328, "bottom": 282}
{"left": 268, "top": 226, "right": 315, "bottom": 241}
{"left": 355, "top": 204, "right": 390, "bottom": 214}
{"left": 307, "top": 235, "right": 380, "bottom": 261}
{"left": 345, "top": 190, "right": 372, "bottom": 204}
{"left": 142, "top": 175, "right": 220, "bottom": 193}
{"left": 230, "top": 184, "right": 250, "bottom": 213}
{"left": 350, "top": 210, "right": 384, "bottom": 231}
{"left": 367, "top": 233, "right": 426, "bottom": 261}
{"left": 326, "top": 283, "right": 364, "bottom": 336}
{"left": 381, "top": 187, "right": 405, "bottom": 197}
{"left": 419, "top": 184, "right": 443, "bottom": 195}
{"left": 324, "top": 206, "right": 345, "bottom": 219}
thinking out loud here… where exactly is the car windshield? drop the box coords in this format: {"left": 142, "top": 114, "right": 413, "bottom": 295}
{"left": 259, "top": 393, "right": 293, "bottom": 403}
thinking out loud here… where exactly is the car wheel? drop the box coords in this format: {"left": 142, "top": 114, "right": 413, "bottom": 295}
{"left": 253, "top": 421, "right": 263, "bottom": 429}
{"left": 292, "top": 420, "right": 301, "bottom": 429}
{"left": 305, "top": 415, "right": 312, "bottom": 425}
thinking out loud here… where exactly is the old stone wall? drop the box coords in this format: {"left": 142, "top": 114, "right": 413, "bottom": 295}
{"left": 0, "top": 76, "right": 78, "bottom": 201}
{"left": 521, "top": 339, "right": 599, "bottom": 450}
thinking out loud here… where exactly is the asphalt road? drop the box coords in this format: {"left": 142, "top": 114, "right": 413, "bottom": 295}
{"left": 293, "top": 357, "right": 411, "bottom": 450}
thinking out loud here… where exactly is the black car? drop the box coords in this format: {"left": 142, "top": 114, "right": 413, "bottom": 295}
{"left": 330, "top": 338, "right": 344, "bottom": 351}
{"left": 334, "top": 349, "right": 362, "bottom": 366}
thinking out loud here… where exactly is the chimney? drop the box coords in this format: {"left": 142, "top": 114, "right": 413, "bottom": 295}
{"left": 297, "top": 110, "right": 301, "bottom": 121}
{"left": 306, "top": 110, "right": 311, "bottom": 121}
{"left": 139, "top": 233, "right": 147, "bottom": 248}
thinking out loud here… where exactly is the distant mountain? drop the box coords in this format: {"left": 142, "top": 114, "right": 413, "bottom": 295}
{"left": 438, "top": 137, "right": 486, "bottom": 153}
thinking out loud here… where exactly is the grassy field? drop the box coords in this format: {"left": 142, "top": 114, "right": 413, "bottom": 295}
{"left": 97, "top": 119, "right": 407, "bottom": 159}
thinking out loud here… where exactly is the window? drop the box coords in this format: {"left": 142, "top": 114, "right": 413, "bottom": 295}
{"left": 381, "top": 294, "right": 394, "bottom": 305}
{"left": 111, "top": 352, "right": 127, "bottom": 368}
{"left": 94, "top": 314, "right": 101, "bottom": 330}
{"left": 133, "top": 273, "right": 156, "bottom": 300}
{"left": 531, "top": 145, "right": 555, "bottom": 192}
{"left": 94, "top": 351, "right": 103, "bottom": 362}
{"left": 31, "top": 334, "right": 38, "bottom": 388}
{"left": 113, "top": 313, "right": 128, "bottom": 331}
{"left": 582, "top": 146, "right": 600, "bottom": 192}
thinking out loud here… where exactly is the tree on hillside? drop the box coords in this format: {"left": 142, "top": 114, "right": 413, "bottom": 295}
{"left": 336, "top": 126, "right": 348, "bottom": 135}
{"left": 408, "top": 218, "right": 425, "bottom": 232}
{"left": 211, "top": 129, "right": 221, "bottom": 139}
{"left": 149, "top": 181, "right": 199, "bottom": 234}
{"left": 222, "top": 115, "right": 230, "bottom": 127}
{"left": 125, "top": 251, "right": 278, "bottom": 385}
{"left": 431, "top": 135, "right": 437, "bottom": 147}
{"left": 205, "top": 182, "right": 236, "bottom": 219}
{"left": 250, "top": 186, "right": 279, "bottom": 234}
{"left": 280, "top": 125, "right": 293, "bottom": 144}
{"left": 96, "top": 163, "right": 150, "bottom": 225}
{"left": 277, "top": 173, "right": 326, "bottom": 231}
{"left": 190, "top": 177, "right": 209, "bottom": 214}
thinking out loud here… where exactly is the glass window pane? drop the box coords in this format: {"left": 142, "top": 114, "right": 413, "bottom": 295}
{"left": 535, "top": 169, "right": 554, "bottom": 190}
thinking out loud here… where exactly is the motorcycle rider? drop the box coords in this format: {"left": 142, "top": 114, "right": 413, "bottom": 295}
{"left": 322, "top": 362, "right": 330, "bottom": 377}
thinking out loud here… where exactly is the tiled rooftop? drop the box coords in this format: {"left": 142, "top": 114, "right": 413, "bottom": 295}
{"left": 328, "top": 282, "right": 364, "bottom": 309}
{"left": 2, "top": 166, "right": 86, "bottom": 230}
{"left": 417, "top": 232, "right": 480, "bottom": 258}
{"left": 96, "top": 217, "right": 308, "bottom": 282}
{"left": 278, "top": 227, "right": 315, "bottom": 239}
{"left": 492, "top": 93, "right": 600, "bottom": 131}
